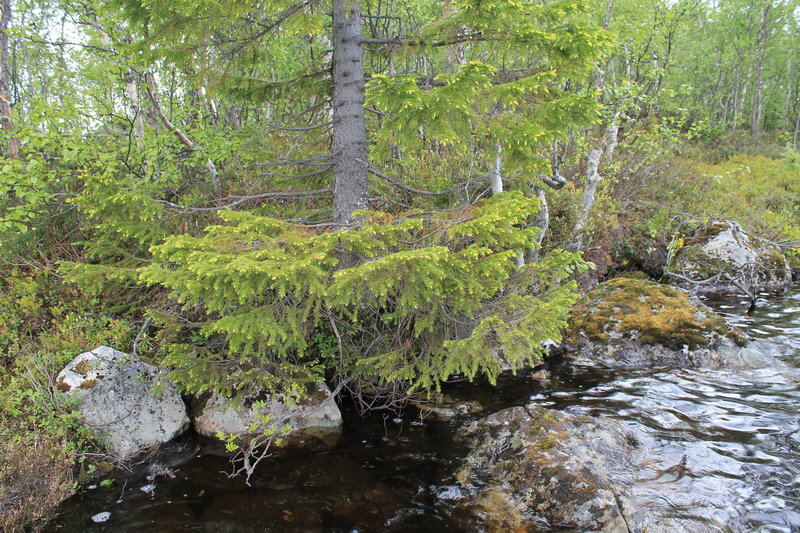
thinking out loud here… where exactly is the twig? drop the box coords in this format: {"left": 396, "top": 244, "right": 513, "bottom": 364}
{"left": 367, "top": 165, "right": 476, "bottom": 196}
{"left": 144, "top": 72, "right": 222, "bottom": 197}
{"left": 257, "top": 166, "right": 332, "bottom": 178}
{"left": 154, "top": 188, "right": 333, "bottom": 212}
{"left": 269, "top": 121, "right": 334, "bottom": 132}
{"left": 133, "top": 317, "right": 153, "bottom": 357}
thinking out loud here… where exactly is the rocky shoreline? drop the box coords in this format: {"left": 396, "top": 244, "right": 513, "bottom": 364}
{"left": 49, "top": 220, "right": 798, "bottom": 531}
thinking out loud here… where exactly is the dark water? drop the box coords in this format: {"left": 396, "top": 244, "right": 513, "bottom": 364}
{"left": 50, "top": 286, "right": 800, "bottom": 532}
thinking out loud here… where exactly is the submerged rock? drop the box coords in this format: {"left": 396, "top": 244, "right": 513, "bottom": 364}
{"left": 450, "top": 406, "right": 748, "bottom": 532}
{"left": 56, "top": 346, "right": 189, "bottom": 461}
{"left": 565, "top": 276, "right": 771, "bottom": 370}
{"left": 193, "top": 381, "right": 342, "bottom": 444}
{"left": 668, "top": 220, "right": 792, "bottom": 294}
{"left": 413, "top": 396, "right": 483, "bottom": 420}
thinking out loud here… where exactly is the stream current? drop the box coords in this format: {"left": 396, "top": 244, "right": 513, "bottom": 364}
{"left": 51, "top": 285, "right": 800, "bottom": 532}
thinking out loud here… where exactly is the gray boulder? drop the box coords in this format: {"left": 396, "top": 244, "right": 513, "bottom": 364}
{"left": 668, "top": 220, "right": 792, "bottom": 294}
{"left": 450, "top": 406, "right": 748, "bottom": 532}
{"left": 193, "top": 381, "right": 342, "bottom": 444}
{"left": 56, "top": 346, "right": 189, "bottom": 461}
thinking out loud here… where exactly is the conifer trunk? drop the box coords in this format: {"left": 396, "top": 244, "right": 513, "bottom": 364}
{"left": 331, "top": 0, "right": 368, "bottom": 227}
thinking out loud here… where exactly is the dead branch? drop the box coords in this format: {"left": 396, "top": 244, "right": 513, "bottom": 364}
{"left": 155, "top": 188, "right": 333, "bottom": 212}
{"left": 367, "top": 166, "right": 477, "bottom": 196}
{"left": 144, "top": 72, "right": 222, "bottom": 197}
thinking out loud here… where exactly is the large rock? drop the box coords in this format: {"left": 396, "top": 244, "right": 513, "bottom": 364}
{"left": 193, "top": 381, "right": 343, "bottom": 444}
{"left": 56, "top": 346, "right": 189, "bottom": 460}
{"left": 668, "top": 220, "right": 792, "bottom": 294}
{"left": 565, "top": 275, "right": 773, "bottom": 370}
{"left": 450, "top": 406, "right": 748, "bottom": 532}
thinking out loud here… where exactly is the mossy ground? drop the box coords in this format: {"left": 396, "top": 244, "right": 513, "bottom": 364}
{"left": 568, "top": 276, "right": 730, "bottom": 349}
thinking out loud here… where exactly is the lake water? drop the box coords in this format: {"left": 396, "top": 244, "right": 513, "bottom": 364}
{"left": 51, "top": 285, "right": 800, "bottom": 532}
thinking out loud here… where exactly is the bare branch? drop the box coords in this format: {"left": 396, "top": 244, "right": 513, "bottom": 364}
{"left": 257, "top": 166, "right": 332, "bottom": 178}
{"left": 133, "top": 317, "right": 153, "bottom": 357}
{"left": 155, "top": 188, "right": 333, "bottom": 212}
{"left": 360, "top": 32, "right": 487, "bottom": 48}
{"left": 269, "top": 121, "right": 334, "bottom": 132}
{"left": 144, "top": 72, "right": 222, "bottom": 197}
{"left": 255, "top": 155, "right": 334, "bottom": 167}
{"left": 367, "top": 166, "right": 476, "bottom": 196}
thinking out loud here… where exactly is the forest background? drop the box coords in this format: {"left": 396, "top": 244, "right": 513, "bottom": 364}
{"left": 0, "top": 0, "right": 799, "bottom": 529}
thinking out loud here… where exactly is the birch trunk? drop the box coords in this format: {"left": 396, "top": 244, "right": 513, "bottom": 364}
{"left": 604, "top": 110, "right": 621, "bottom": 163}
{"left": 124, "top": 68, "right": 145, "bottom": 146}
{"left": 0, "top": 0, "right": 18, "bottom": 159}
{"left": 331, "top": 0, "right": 368, "bottom": 227}
{"left": 525, "top": 186, "right": 549, "bottom": 264}
{"left": 488, "top": 142, "right": 523, "bottom": 267}
{"left": 490, "top": 142, "right": 503, "bottom": 196}
{"left": 751, "top": 5, "right": 770, "bottom": 137}
{"left": 572, "top": 148, "right": 603, "bottom": 252}
{"left": 783, "top": 56, "right": 793, "bottom": 133}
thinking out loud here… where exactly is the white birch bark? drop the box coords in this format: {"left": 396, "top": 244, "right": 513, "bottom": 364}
{"left": 490, "top": 142, "right": 503, "bottom": 196}
{"left": 572, "top": 148, "right": 603, "bottom": 252}
{"left": 124, "top": 69, "right": 145, "bottom": 146}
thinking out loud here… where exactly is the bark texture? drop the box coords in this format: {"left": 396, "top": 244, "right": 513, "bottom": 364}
{"left": 572, "top": 147, "right": 603, "bottom": 251}
{"left": 751, "top": 4, "right": 770, "bottom": 137}
{"left": 331, "top": 0, "right": 368, "bottom": 227}
{"left": 124, "top": 68, "right": 145, "bottom": 146}
{"left": 0, "top": 0, "right": 18, "bottom": 159}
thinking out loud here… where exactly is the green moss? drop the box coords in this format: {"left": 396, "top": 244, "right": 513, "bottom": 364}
{"left": 789, "top": 253, "right": 800, "bottom": 274}
{"left": 56, "top": 380, "right": 72, "bottom": 393}
{"left": 725, "top": 329, "right": 748, "bottom": 347}
{"left": 616, "top": 270, "right": 651, "bottom": 281}
{"left": 568, "top": 277, "right": 731, "bottom": 349}
{"left": 78, "top": 379, "right": 98, "bottom": 390}
{"left": 73, "top": 359, "right": 93, "bottom": 376}
{"left": 759, "top": 248, "right": 788, "bottom": 279}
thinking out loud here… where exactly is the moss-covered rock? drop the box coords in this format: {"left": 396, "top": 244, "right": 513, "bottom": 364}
{"left": 193, "top": 381, "right": 343, "bottom": 445}
{"left": 447, "top": 405, "right": 750, "bottom": 532}
{"left": 447, "top": 406, "right": 632, "bottom": 532}
{"left": 565, "top": 276, "right": 768, "bottom": 369}
{"left": 568, "top": 276, "right": 729, "bottom": 349}
{"left": 668, "top": 220, "right": 792, "bottom": 294}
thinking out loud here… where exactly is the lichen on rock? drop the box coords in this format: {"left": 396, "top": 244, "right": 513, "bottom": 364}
{"left": 668, "top": 220, "right": 792, "bottom": 294}
{"left": 56, "top": 346, "right": 189, "bottom": 461}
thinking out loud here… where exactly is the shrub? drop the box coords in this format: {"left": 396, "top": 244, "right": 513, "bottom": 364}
{"left": 140, "top": 192, "right": 588, "bottom": 402}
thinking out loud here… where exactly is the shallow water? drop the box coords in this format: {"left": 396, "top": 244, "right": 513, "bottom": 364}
{"left": 50, "top": 286, "right": 800, "bottom": 532}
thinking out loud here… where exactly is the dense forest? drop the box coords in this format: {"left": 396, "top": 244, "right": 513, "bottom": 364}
{"left": 1, "top": 0, "right": 799, "bottom": 529}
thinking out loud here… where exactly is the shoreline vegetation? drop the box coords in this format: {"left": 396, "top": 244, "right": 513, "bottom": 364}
{"left": 1, "top": 0, "right": 799, "bottom": 529}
